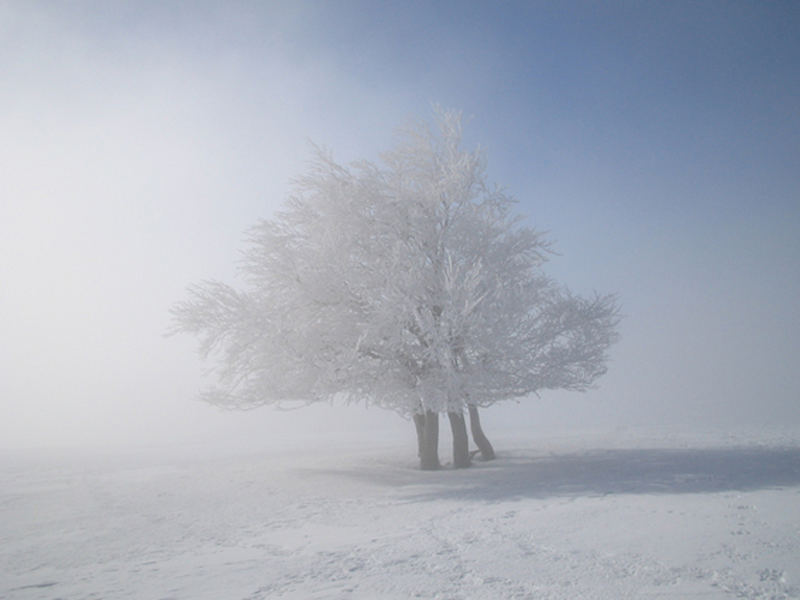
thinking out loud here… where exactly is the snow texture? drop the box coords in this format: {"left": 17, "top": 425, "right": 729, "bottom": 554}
{"left": 3, "top": 433, "right": 800, "bottom": 599}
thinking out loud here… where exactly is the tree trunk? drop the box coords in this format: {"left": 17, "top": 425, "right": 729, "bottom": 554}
{"left": 419, "top": 410, "right": 441, "bottom": 470}
{"left": 468, "top": 405, "right": 495, "bottom": 460}
{"left": 413, "top": 413, "right": 425, "bottom": 457}
{"left": 448, "top": 411, "right": 471, "bottom": 468}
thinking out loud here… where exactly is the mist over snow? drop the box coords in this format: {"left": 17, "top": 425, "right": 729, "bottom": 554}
{"left": 4, "top": 437, "right": 800, "bottom": 599}
{"left": 1, "top": 3, "right": 799, "bottom": 450}
{"left": 3, "top": 3, "right": 800, "bottom": 600}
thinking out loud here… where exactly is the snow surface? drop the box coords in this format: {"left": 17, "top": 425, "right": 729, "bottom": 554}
{"left": 3, "top": 432, "right": 800, "bottom": 599}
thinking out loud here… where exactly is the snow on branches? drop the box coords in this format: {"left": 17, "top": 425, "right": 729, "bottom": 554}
{"left": 171, "top": 109, "right": 620, "bottom": 422}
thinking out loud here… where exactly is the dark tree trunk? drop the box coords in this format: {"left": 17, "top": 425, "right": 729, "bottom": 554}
{"left": 419, "top": 410, "right": 441, "bottom": 470}
{"left": 413, "top": 413, "right": 425, "bottom": 457}
{"left": 448, "top": 411, "right": 471, "bottom": 468}
{"left": 468, "top": 405, "right": 495, "bottom": 460}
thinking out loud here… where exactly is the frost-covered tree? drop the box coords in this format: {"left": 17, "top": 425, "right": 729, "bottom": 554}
{"left": 170, "top": 109, "right": 619, "bottom": 470}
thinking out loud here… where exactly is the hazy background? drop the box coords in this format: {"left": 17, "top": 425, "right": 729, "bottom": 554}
{"left": 2, "top": 1, "right": 798, "bottom": 452}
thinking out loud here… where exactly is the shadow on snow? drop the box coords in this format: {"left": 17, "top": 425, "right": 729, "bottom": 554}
{"left": 318, "top": 445, "right": 800, "bottom": 501}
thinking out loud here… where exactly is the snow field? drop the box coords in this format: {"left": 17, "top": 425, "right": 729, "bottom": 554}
{"left": 2, "top": 437, "right": 800, "bottom": 599}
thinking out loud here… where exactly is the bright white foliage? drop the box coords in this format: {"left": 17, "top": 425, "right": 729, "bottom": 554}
{"left": 171, "top": 109, "right": 619, "bottom": 416}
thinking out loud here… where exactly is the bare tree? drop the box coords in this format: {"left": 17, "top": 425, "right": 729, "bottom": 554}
{"left": 170, "top": 109, "right": 620, "bottom": 469}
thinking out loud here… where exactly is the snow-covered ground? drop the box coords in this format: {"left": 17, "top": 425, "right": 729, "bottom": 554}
{"left": 3, "top": 431, "right": 800, "bottom": 599}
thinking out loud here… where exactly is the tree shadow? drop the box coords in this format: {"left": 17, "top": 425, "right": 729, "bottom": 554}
{"left": 322, "top": 446, "right": 800, "bottom": 501}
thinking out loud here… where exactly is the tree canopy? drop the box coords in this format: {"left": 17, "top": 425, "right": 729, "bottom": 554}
{"left": 170, "top": 109, "right": 620, "bottom": 468}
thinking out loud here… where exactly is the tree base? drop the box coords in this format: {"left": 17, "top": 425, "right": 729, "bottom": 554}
{"left": 468, "top": 405, "right": 495, "bottom": 461}
{"left": 448, "top": 411, "right": 471, "bottom": 469}
{"left": 418, "top": 411, "right": 441, "bottom": 470}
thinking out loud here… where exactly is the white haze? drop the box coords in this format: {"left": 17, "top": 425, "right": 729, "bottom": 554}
{"left": 1, "top": 3, "right": 799, "bottom": 454}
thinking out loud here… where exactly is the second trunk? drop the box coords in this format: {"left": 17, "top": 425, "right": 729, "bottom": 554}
{"left": 448, "top": 411, "right": 471, "bottom": 468}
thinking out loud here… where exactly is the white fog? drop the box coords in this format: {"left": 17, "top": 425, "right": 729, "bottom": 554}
{"left": 2, "top": 2, "right": 799, "bottom": 599}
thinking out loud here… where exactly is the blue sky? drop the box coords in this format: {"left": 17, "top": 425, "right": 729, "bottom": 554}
{"left": 1, "top": 1, "right": 798, "bottom": 449}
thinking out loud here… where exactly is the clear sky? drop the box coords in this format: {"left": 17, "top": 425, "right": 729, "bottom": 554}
{"left": 1, "top": 1, "right": 798, "bottom": 451}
